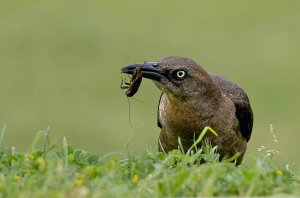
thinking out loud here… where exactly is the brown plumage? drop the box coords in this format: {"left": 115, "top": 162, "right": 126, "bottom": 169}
{"left": 121, "top": 56, "right": 253, "bottom": 164}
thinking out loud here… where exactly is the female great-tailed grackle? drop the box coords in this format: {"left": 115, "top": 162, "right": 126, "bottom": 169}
{"left": 121, "top": 56, "right": 253, "bottom": 164}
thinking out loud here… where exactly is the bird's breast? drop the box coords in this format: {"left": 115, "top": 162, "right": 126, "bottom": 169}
{"left": 159, "top": 93, "right": 239, "bottom": 140}
{"left": 159, "top": 94, "right": 212, "bottom": 137}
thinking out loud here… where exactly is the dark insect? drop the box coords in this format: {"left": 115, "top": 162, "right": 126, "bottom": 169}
{"left": 120, "top": 66, "right": 142, "bottom": 97}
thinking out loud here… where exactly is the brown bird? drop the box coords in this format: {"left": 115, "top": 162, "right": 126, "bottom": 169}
{"left": 121, "top": 56, "right": 253, "bottom": 164}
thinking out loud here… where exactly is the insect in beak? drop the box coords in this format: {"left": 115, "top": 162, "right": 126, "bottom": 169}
{"left": 120, "top": 66, "right": 143, "bottom": 97}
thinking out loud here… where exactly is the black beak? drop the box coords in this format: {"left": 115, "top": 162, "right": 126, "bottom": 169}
{"left": 121, "top": 62, "right": 163, "bottom": 82}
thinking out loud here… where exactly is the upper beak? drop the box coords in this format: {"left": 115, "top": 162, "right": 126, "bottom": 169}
{"left": 121, "top": 62, "right": 163, "bottom": 82}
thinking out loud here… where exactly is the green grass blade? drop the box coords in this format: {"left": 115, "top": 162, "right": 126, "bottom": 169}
{"left": 222, "top": 152, "right": 241, "bottom": 164}
{"left": 177, "top": 137, "right": 185, "bottom": 154}
{"left": 42, "top": 127, "right": 50, "bottom": 156}
{"left": 0, "top": 124, "right": 7, "bottom": 153}
{"left": 63, "top": 136, "right": 68, "bottom": 165}
{"left": 186, "top": 126, "right": 218, "bottom": 155}
{"left": 27, "top": 130, "right": 46, "bottom": 151}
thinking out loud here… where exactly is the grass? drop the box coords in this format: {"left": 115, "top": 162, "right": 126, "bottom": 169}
{"left": 0, "top": 127, "right": 299, "bottom": 197}
{"left": 1, "top": 1, "right": 300, "bottom": 164}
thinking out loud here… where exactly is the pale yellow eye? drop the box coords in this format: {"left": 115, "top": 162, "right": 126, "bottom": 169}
{"left": 176, "top": 70, "right": 186, "bottom": 79}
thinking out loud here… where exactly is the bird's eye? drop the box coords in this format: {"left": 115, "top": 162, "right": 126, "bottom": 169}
{"left": 175, "top": 70, "right": 186, "bottom": 80}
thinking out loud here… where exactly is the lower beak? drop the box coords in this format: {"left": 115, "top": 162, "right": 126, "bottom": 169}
{"left": 121, "top": 62, "right": 163, "bottom": 82}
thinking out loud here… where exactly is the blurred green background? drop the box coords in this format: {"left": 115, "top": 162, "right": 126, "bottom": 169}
{"left": 0, "top": 1, "right": 299, "bottom": 168}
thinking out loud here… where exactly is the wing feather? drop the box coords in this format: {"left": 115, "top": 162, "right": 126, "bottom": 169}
{"left": 210, "top": 73, "right": 253, "bottom": 141}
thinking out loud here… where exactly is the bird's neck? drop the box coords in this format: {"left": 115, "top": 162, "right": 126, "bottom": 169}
{"left": 169, "top": 85, "right": 223, "bottom": 117}
{"left": 162, "top": 87, "right": 224, "bottom": 138}
{"left": 171, "top": 96, "right": 222, "bottom": 119}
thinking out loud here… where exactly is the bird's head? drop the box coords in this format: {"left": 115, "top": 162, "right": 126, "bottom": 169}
{"left": 121, "top": 56, "right": 217, "bottom": 100}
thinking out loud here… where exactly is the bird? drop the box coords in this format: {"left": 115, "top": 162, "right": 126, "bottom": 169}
{"left": 121, "top": 56, "right": 253, "bottom": 164}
